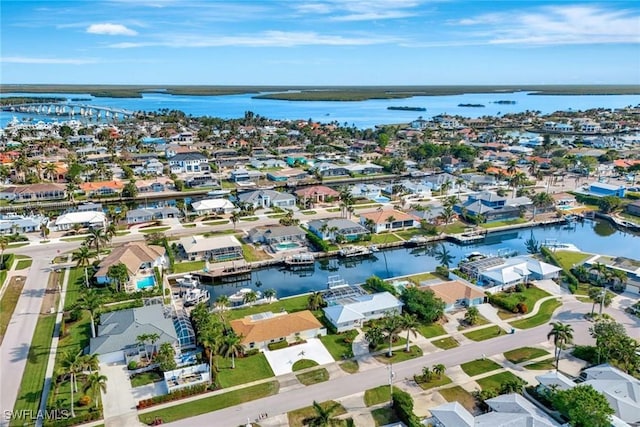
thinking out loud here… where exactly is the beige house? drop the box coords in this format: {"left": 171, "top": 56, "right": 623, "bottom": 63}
{"left": 230, "top": 310, "right": 326, "bottom": 351}
{"left": 94, "top": 242, "right": 166, "bottom": 292}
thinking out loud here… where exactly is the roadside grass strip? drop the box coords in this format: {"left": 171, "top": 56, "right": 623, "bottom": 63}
{"left": 364, "top": 385, "right": 391, "bottom": 406}
{"left": 509, "top": 299, "right": 562, "bottom": 329}
{"left": 374, "top": 345, "right": 423, "bottom": 364}
{"left": 525, "top": 358, "right": 556, "bottom": 370}
{"left": 461, "top": 358, "right": 502, "bottom": 376}
{"left": 431, "top": 337, "right": 459, "bottom": 350}
{"left": 288, "top": 400, "right": 347, "bottom": 427}
{"left": 463, "top": 325, "right": 503, "bottom": 341}
{"left": 139, "top": 226, "right": 171, "bottom": 234}
{"left": 503, "top": 347, "right": 550, "bottom": 364}
{"left": 339, "top": 360, "right": 359, "bottom": 374}
{"left": 0, "top": 277, "right": 25, "bottom": 343}
{"left": 295, "top": 368, "right": 330, "bottom": 386}
{"left": 476, "top": 371, "right": 524, "bottom": 392}
{"left": 415, "top": 374, "right": 452, "bottom": 390}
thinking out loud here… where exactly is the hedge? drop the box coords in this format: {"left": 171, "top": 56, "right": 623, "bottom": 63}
{"left": 267, "top": 340, "right": 289, "bottom": 351}
{"left": 303, "top": 228, "right": 329, "bottom": 252}
{"left": 43, "top": 410, "right": 101, "bottom": 427}
{"left": 392, "top": 388, "right": 422, "bottom": 427}
{"left": 137, "top": 383, "right": 216, "bottom": 409}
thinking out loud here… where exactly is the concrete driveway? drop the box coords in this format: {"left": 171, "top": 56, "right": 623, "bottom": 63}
{"left": 263, "top": 338, "right": 334, "bottom": 376}
{"left": 100, "top": 362, "right": 145, "bottom": 427}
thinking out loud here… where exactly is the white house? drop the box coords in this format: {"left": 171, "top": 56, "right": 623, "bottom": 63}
{"left": 168, "top": 152, "right": 210, "bottom": 174}
{"left": 191, "top": 199, "right": 236, "bottom": 215}
{"left": 179, "top": 234, "right": 243, "bottom": 262}
{"left": 323, "top": 292, "right": 403, "bottom": 332}
{"left": 54, "top": 211, "right": 107, "bottom": 231}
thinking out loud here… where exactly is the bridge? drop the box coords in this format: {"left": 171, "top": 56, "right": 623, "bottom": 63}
{"left": 1, "top": 102, "right": 135, "bottom": 121}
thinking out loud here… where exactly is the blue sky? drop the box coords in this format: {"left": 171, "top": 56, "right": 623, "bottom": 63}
{"left": 1, "top": 0, "right": 639, "bottom": 85}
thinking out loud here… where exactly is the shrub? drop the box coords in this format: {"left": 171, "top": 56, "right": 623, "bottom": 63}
{"left": 128, "top": 360, "right": 138, "bottom": 370}
{"left": 44, "top": 411, "right": 101, "bottom": 427}
{"left": 342, "top": 329, "right": 359, "bottom": 343}
{"left": 68, "top": 308, "right": 82, "bottom": 322}
{"left": 77, "top": 395, "right": 91, "bottom": 407}
{"left": 136, "top": 384, "right": 211, "bottom": 409}
{"left": 515, "top": 283, "right": 525, "bottom": 293}
{"left": 516, "top": 303, "right": 528, "bottom": 314}
{"left": 244, "top": 349, "right": 260, "bottom": 357}
{"left": 392, "top": 388, "right": 422, "bottom": 427}
{"left": 572, "top": 345, "right": 598, "bottom": 364}
{"left": 267, "top": 340, "right": 289, "bottom": 351}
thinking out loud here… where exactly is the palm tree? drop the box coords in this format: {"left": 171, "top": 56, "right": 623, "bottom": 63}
{"left": 148, "top": 332, "right": 160, "bottom": 358}
{"left": 220, "top": 333, "right": 244, "bottom": 369}
{"left": 230, "top": 212, "right": 240, "bottom": 230}
{"left": 85, "top": 228, "right": 107, "bottom": 260}
{"left": 421, "top": 366, "right": 433, "bottom": 382}
{"left": 381, "top": 314, "right": 403, "bottom": 357}
{"left": 509, "top": 171, "right": 527, "bottom": 198}
{"left": 385, "top": 215, "right": 396, "bottom": 232}
{"left": 200, "top": 327, "right": 220, "bottom": 380}
{"left": 215, "top": 294, "right": 229, "bottom": 311}
{"left": 136, "top": 334, "right": 151, "bottom": 361}
{"left": 40, "top": 224, "right": 50, "bottom": 240}
{"left": 439, "top": 206, "right": 455, "bottom": 225}
{"left": 401, "top": 313, "right": 419, "bottom": 352}
{"left": 308, "top": 400, "right": 341, "bottom": 427}
{"left": 77, "top": 292, "right": 102, "bottom": 338}
{"left": 432, "top": 363, "right": 446, "bottom": 379}
{"left": 83, "top": 372, "right": 107, "bottom": 408}
{"left": 464, "top": 306, "right": 480, "bottom": 325}
{"left": 61, "top": 351, "right": 83, "bottom": 417}
{"left": 547, "top": 322, "right": 574, "bottom": 372}
{"left": 307, "top": 292, "right": 325, "bottom": 311}
{"left": 364, "top": 218, "right": 376, "bottom": 233}
{"left": 263, "top": 288, "right": 276, "bottom": 302}
{"left": 243, "top": 290, "right": 258, "bottom": 305}
{"left": 72, "top": 245, "right": 92, "bottom": 268}
{"left": 589, "top": 263, "right": 609, "bottom": 287}
{"left": 531, "top": 192, "right": 554, "bottom": 220}
{"left": 80, "top": 353, "right": 99, "bottom": 374}
{"left": 104, "top": 223, "right": 117, "bottom": 245}
{"left": 434, "top": 244, "right": 454, "bottom": 269}
{"left": 440, "top": 180, "right": 451, "bottom": 196}
{"left": 44, "top": 162, "right": 58, "bottom": 182}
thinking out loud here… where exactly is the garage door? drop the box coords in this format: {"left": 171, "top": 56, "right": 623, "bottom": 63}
{"left": 98, "top": 351, "right": 124, "bottom": 364}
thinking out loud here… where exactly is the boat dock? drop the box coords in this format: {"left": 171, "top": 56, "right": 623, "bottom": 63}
{"left": 338, "top": 246, "right": 373, "bottom": 258}
{"left": 283, "top": 252, "right": 315, "bottom": 266}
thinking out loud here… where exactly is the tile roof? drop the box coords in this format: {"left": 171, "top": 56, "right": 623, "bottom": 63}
{"left": 295, "top": 185, "right": 340, "bottom": 197}
{"left": 95, "top": 242, "right": 165, "bottom": 277}
{"left": 230, "top": 310, "right": 322, "bottom": 345}
{"left": 360, "top": 209, "right": 418, "bottom": 224}
{"left": 421, "top": 280, "right": 485, "bottom": 304}
{"left": 80, "top": 181, "right": 124, "bottom": 191}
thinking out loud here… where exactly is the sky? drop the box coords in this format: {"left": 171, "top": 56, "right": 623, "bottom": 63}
{"left": 1, "top": 0, "right": 639, "bottom": 85}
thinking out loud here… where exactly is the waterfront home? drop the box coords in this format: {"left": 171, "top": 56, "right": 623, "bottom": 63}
{"left": 236, "top": 189, "right": 296, "bottom": 209}
{"left": 89, "top": 304, "right": 180, "bottom": 364}
{"left": 344, "top": 162, "right": 384, "bottom": 175}
{"left": 552, "top": 192, "right": 577, "bottom": 210}
{"left": 229, "top": 168, "right": 263, "bottom": 183}
{"left": 168, "top": 152, "right": 210, "bottom": 174}
{"left": 126, "top": 207, "right": 180, "bottom": 224}
{"left": 307, "top": 218, "right": 369, "bottom": 242}
{"left": 536, "top": 364, "right": 639, "bottom": 425}
{"left": 250, "top": 158, "right": 286, "bottom": 169}
{"left": 54, "top": 211, "right": 107, "bottom": 231}
{"left": 79, "top": 180, "right": 124, "bottom": 197}
{"left": 350, "top": 183, "right": 384, "bottom": 200}
{"left": 165, "top": 144, "right": 194, "bottom": 158}
{"left": 179, "top": 234, "right": 243, "bottom": 262}
{"left": 409, "top": 206, "right": 444, "bottom": 224}
{"left": 387, "top": 180, "right": 432, "bottom": 197}
{"left": 191, "top": 198, "right": 235, "bottom": 215}
{"left": 0, "top": 214, "right": 45, "bottom": 234}
{"left": 455, "top": 191, "right": 522, "bottom": 222}
{"left": 185, "top": 173, "right": 217, "bottom": 188}
{"left": 294, "top": 185, "right": 339, "bottom": 204}
{"left": 94, "top": 241, "right": 166, "bottom": 291}
{"left": 266, "top": 168, "right": 308, "bottom": 182}
{"left": 313, "top": 162, "right": 349, "bottom": 177}
{"left": 460, "top": 255, "right": 561, "bottom": 292}
{"left": 323, "top": 292, "right": 403, "bottom": 333}
{"left": 359, "top": 209, "right": 420, "bottom": 233}
{"left": 420, "top": 280, "right": 486, "bottom": 312}
{"left": 248, "top": 225, "right": 306, "bottom": 245}
{"left": 422, "top": 173, "right": 457, "bottom": 192}
{"left": 584, "top": 182, "right": 626, "bottom": 198}
{"left": 230, "top": 310, "right": 326, "bottom": 351}
{"left": 459, "top": 173, "right": 497, "bottom": 189}
{"left": 135, "top": 178, "right": 173, "bottom": 193}
{"left": 0, "top": 183, "right": 67, "bottom": 203}
{"left": 583, "top": 255, "right": 640, "bottom": 295}
{"left": 427, "top": 393, "right": 559, "bottom": 427}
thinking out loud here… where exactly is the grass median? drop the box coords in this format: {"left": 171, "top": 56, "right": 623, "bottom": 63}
{"left": 509, "top": 299, "right": 562, "bottom": 329}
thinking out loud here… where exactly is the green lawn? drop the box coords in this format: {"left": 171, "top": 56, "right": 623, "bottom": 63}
{"left": 509, "top": 299, "right": 562, "bottom": 329}
{"left": 416, "top": 374, "right": 452, "bottom": 390}
{"left": 55, "top": 311, "right": 92, "bottom": 367}
{"left": 369, "top": 233, "right": 403, "bottom": 244}
{"left": 553, "top": 250, "right": 592, "bottom": 270}
{"left": 374, "top": 345, "right": 423, "bottom": 364}
{"left": 463, "top": 325, "right": 503, "bottom": 341}
{"left": 477, "top": 371, "right": 524, "bottom": 391}
{"left": 239, "top": 216, "right": 259, "bottom": 221}
{"left": 172, "top": 260, "right": 205, "bottom": 274}
{"left": 216, "top": 353, "right": 274, "bottom": 388}
{"left": 438, "top": 386, "right": 477, "bottom": 413}
{"left": 131, "top": 370, "right": 163, "bottom": 388}
{"left": 182, "top": 223, "right": 196, "bottom": 228}
{"left": 480, "top": 218, "right": 528, "bottom": 229}
{"left": 301, "top": 210, "right": 317, "bottom": 215}
{"left": 292, "top": 359, "right": 318, "bottom": 371}
{"left": 406, "top": 272, "right": 437, "bottom": 284}
{"left": 60, "top": 236, "right": 89, "bottom": 242}
{"left": 139, "top": 381, "right": 279, "bottom": 425}
{"left": 11, "top": 314, "right": 56, "bottom": 425}
{"left": 417, "top": 323, "right": 447, "bottom": 338}
{"left": 287, "top": 401, "right": 346, "bottom": 427}
{"left": 15, "top": 259, "right": 33, "bottom": 269}
{"left": 364, "top": 385, "right": 391, "bottom": 406}
{"left": 373, "top": 336, "right": 407, "bottom": 352}
{"left": 326, "top": 208, "right": 341, "bottom": 213}
{"left": 431, "top": 337, "right": 459, "bottom": 350}
{"left": 438, "top": 221, "right": 468, "bottom": 234}
{"left": 395, "top": 228, "right": 426, "bottom": 240}
{"left": 490, "top": 286, "right": 551, "bottom": 316}
{"left": 64, "top": 267, "right": 87, "bottom": 311}
{"left": 8, "top": 242, "right": 30, "bottom": 248}
{"left": 371, "top": 407, "right": 400, "bottom": 427}
{"left": 203, "top": 220, "right": 230, "bottom": 226}
{"left": 525, "top": 358, "right": 556, "bottom": 370}
{"left": 241, "top": 244, "right": 271, "bottom": 262}
{"left": 318, "top": 333, "right": 354, "bottom": 361}
{"left": 296, "top": 368, "right": 329, "bottom": 386}
{"left": 115, "top": 231, "right": 131, "bottom": 236}
{"left": 460, "top": 359, "right": 502, "bottom": 377}
{"left": 354, "top": 203, "right": 382, "bottom": 210}
{"left": 139, "top": 226, "right": 171, "bottom": 234}
{"left": 227, "top": 294, "right": 310, "bottom": 320}
{"left": 0, "top": 277, "right": 25, "bottom": 342}
{"left": 503, "top": 347, "right": 550, "bottom": 364}
{"left": 339, "top": 360, "right": 359, "bottom": 374}
{"left": 267, "top": 213, "right": 286, "bottom": 219}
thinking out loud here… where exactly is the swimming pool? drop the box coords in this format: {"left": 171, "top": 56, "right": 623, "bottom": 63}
{"left": 275, "top": 242, "right": 301, "bottom": 251}
{"left": 371, "top": 196, "right": 390, "bottom": 203}
{"left": 136, "top": 275, "right": 156, "bottom": 290}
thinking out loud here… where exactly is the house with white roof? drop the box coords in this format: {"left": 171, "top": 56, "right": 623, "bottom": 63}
{"left": 191, "top": 198, "right": 236, "bottom": 215}
{"left": 54, "top": 211, "right": 107, "bottom": 231}
{"left": 179, "top": 234, "right": 243, "bottom": 262}
{"left": 323, "top": 292, "right": 403, "bottom": 332}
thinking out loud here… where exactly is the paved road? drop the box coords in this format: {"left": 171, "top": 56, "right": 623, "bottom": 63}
{"left": 0, "top": 258, "right": 54, "bottom": 424}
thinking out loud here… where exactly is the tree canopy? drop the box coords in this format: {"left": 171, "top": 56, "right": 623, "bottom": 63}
{"left": 400, "top": 287, "right": 445, "bottom": 323}
{"left": 550, "top": 385, "right": 614, "bottom": 427}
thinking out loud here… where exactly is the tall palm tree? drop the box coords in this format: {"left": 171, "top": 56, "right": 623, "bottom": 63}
{"left": 547, "top": 322, "right": 574, "bottom": 372}
{"left": 263, "top": 288, "right": 276, "bottom": 302}
{"left": 215, "top": 294, "right": 229, "bottom": 311}
{"left": 439, "top": 206, "right": 455, "bottom": 225}
{"left": 136, "top": 334, "right": 151, "bottom": 361}
{"left": 220, "top": 333, "right": 244, "bottom": 369}
{"left": 308, "top": 400, "right": 341, "bottom": 427}
{"left": 307, "top": 292, "right": 325, "bottom": 311}
{"left": 401, "top": 313, "right": 419, "bottom": 352}
{"left": 364, "top": 218, "right": 376, "bottom": 233}
{"left": 432, "top": 363, "right": 446, "bottom": 379}
{"left": 85, "top": 228, "right": 107, "bottom": 260}
{"left": 434, "top": 244, "right": 454, "bottom": 269}
{"left": 83, "top": 372, "right": 107, "bottom": 408}
{"left": 531, "top": 192, "right": 554, "bottom": 220}
{"left": 44, "top": 162, "right": 58, "bottom": 182}
{"left": 385, "top": 215, "right": 396, "bottom": 232}
{"left": 61, "top": 351, "right": 83, "bottom": 417}
{"left": 242, "top": 290, "right": 258, "bottom": 305}
{"left": 509, "top": 171, "right": 527, "bottom": 198}
{"left": 104, "top": 223, "right": 117, "bottom": 245}
{"left": 230, "top": 212, "right": 240, "bottom": 230}
{"left": 200, "top": 327, "right": 220, "bottom": 379}
{"left": 77, "top": 292, "right": 102, "bottom": 338}
{"left": 382, "top": 314, "right": 403, "bottom": 357}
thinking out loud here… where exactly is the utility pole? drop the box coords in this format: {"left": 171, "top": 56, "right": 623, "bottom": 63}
{"left": 599, "top": 287, "right": 606, "bottom": 315}
{"left": 388, "top": 362, "right": 395, "bottom": 407}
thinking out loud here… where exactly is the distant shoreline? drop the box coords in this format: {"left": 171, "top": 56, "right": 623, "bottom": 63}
{"left": 1, "top": 84, "right": 639, "bottom": 100}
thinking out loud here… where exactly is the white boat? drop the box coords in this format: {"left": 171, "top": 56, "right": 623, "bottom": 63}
{"left": 283, "top": 252, "right": 315, "bottom": 266}
{"left": 369, "top": 245, "right": 379, "bottom": 252}
{"left": 176, "top": 274, "right": 200, "bottom": 288}
{"left": 407, "top": 236, "right": 429, "bottom": 246}
{"left": 229, "top": 288, "right": 261, "bottom": 305}
{"left": 327, "top": 275, "right": 349, "bottom": 289}
{"left": 338, "top": 246, "right": 372, "bottom": 258}
{"left": 184, "top": 287, "right": 210, "bottom": 307}
{"left": 206, "top": 189, "right": 231, "bottom": 198}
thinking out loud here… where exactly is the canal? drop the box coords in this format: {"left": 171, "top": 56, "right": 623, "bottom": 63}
{"left": 202, "top": 218, "right": 640, "bottom": 302}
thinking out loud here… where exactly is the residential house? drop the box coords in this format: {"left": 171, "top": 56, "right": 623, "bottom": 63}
{"left": 432, "top": 115, "right": 461, "bottom": 129}
{"left": 307, "top": 219, "right": 369, "bottom": 242}
{"left": 344, "top": 162, "right": 384, "bottom": 175}
{"left": 237, "top": 189, "right": 296, "bottom": 209}
{"left": 229, "top": 168, "right": 263, "bottom": 183}
{"left": 266, "top": 168, "right": 308, "bottom": 182}
{"left": 89, "top": 304, "right": 180, "bottom": 364}
{"left": 460, "top": 255, "right": 561, "bottom": 292}
{"left": 79, "top": 181, "right": 124, "bottom": 197}
{"left": 552, "top": 192, "right": 577, "bottom": 210}
{"left": 179, "top": 234, "right": 243, "bottom": 262}
{"left": 165, "top": 145, "right": 194, "bottom": 158}
{"left": 295, "top": 185, "right": 340, "bottom": 204}
{"left": 168, "top": 152, "right": 210, "bottom": 174}
{"left": 350, "top": 183, "right": 384, "bottom": 200}
{"left": 185, "top": 173, "right": 216, "bottom": 188}
{"left": 0, "top": 214, "right": 46, "bottom": 234}
{"left": 420, "top": 280, "right": 486, "bottom": 312}
{"left": 250, "top": 158, "right": 286, "bottom": 169}
{"left": 0, "top": 183, "right": 67, "bottom": 203}
{"left": 191, "top": 199, "right": 236, "bottom": 215}
{"left": 409, "top": 206, "right": 444, "bottom": 224}
{"left": 359, "top": 209, "right": 419, "bottom": 233}
{"left": 248, "top": 225, "right": 306, "bottom": 245}
{"left": 94, "top": 241, "right": 166, "bottom": 292}
{"left": 54, "top": 211, "right": 107, "bottom": 231}
{"left": 126, "top": 207, "right": 180, "bottom": 224}
{"left": 323, "top": 292, "right": 403, "bottom": 332}
{"left": 313, "top": 162, "right": 349, "bottom": 177}
{"left": 135, "top": 178, "right": 173, "bottom": 193}
{"left": 390, "top": 180, "right": 432, "bottom": 197}
{"left": 230, "top": 310, "right": 326, "bottom": 351}
{"left": 585, "top": 182, "right": 626, "bottom": 198}
{"left": 455, "top": 191, "right": 523, "bottom": 222}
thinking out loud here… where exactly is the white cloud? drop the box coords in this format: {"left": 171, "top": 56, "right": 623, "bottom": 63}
{"left": 292, "top": 0, "right": 422, "bottom": 21}
{"left": 87, "top": 23, "right": 138, "bottom": 36}
{"left": 453, "top": 5, "right": 640, "bottom": 46}
{"left": 108, "top": 31, "right": 400, "bottom": 48}
{"left": 1, "top": 56, "right": 98, "bottom": 64}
